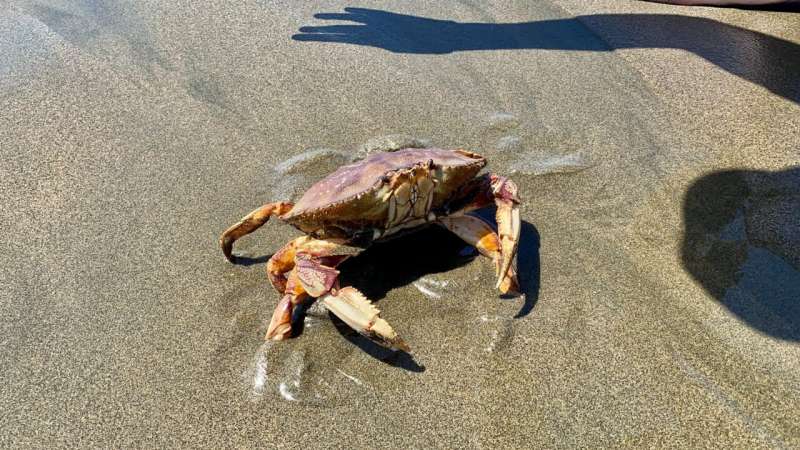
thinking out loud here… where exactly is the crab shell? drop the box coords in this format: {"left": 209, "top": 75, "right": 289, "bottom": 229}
{"left": 280, "top": 148, "right": 487, "bottom": 243}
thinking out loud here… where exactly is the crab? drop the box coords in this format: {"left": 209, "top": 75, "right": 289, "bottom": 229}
{"left": 220, "top": 148, "right": 520, "bottom": 351}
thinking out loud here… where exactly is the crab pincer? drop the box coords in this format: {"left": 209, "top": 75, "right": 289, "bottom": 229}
{"left": 321, "top": 287, "right": 410, "bottom": 352}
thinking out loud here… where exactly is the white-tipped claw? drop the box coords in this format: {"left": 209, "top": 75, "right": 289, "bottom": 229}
{"left": 321, "top": 287, "right": 410, "bottom": 352}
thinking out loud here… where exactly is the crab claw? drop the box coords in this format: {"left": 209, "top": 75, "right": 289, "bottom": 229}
{"left": 266, "top": 294, "right": 294, "bottom": 340}
{"left": 321, "top": 287, "right": 410, "bottom": 352}
{"left": 490, "top": 175, "right": 521, "bottom": 290}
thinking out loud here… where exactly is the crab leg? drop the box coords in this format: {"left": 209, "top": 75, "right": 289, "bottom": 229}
{"left": 489, "top": 175, "right": 521, "bottom": 290}
{"left": 219, "top": 201, "right": 294, "bottom": 262}
{"left": 265, "top": 293, "right": 299, "bottom": 341}
{"left": 438, "top": 215, "right": 520, "bottom": 295}
{"left": 264, "top": 260, "right": 315, "bottom": 340}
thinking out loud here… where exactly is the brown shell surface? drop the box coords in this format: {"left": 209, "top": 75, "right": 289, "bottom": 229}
{"left": 282, "top": 148, "right": 486, "bottom": 228}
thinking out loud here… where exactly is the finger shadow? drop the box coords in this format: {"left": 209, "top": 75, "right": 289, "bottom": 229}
{"left": 727, "top": 3, "right": 800, "bottom": 12}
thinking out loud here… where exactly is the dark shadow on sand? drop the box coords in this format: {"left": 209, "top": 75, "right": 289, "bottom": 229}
{"left": 338, "top": 225, "right": 478, "bottom": 301}
{"left": 313, "top": 218, "right": 541, "bottom": 369}
{"left": 682, "top": 167, "right": 800, "bottom": 341}
{"left": 229, "top": 254, "right": 270, "bottom": 266}
{"left": 294, "top": 8, "right": 800, "bottom": 103}
{"left": 331, "top": 318, "right": 426, "bottom": 372}
{"left": 515, "top": 221, "right": 541, "bottom": 318}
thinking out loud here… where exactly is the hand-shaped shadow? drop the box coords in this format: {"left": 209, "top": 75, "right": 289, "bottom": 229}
{"left": 293, "top": 7, "right": 608, "bottom": 54}
{"left": 293, "top": 7, "right": 800, "bottom": 103}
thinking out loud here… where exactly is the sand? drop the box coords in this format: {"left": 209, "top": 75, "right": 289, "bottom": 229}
{"left": 1, "top": 0, "right": 799, "bottom": 447}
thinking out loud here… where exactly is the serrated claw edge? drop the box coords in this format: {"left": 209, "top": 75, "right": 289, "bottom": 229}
{"left": 321, "top": 287, "right": 410, "bottom": 352}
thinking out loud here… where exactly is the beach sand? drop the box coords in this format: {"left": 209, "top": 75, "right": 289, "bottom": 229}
{"left": 1, "top": 0, "right": 799, "bottom": 447}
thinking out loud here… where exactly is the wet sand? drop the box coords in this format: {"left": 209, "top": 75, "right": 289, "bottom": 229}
{"left": 2, "top": 0, "right": 799, "bottom": 447}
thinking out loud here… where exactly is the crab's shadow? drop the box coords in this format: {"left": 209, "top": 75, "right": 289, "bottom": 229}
{"left": 292, "top": 216, "right": 540, "bottom": 370}
{"left": 229, "top": 254, "right": 270, "bottom": 266}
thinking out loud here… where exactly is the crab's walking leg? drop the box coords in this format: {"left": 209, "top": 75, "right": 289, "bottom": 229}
{"left": 438, "top": 215, "right": 520, "bottom": 295}
{"left": 219, "top": 201, "right": 293, "bottom": 262}
{"left": 489, "top": 175, "right": 521, "bottom": 290}
{"left": 320, "top": 287, "right": 410, "bottom": 352}
{"left": 265, "top": 293, "right": 301, "bottom": 341}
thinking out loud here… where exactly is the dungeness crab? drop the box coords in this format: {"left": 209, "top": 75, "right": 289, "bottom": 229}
{"left": 220, "top": 148, "right": 520, "bottom": 351}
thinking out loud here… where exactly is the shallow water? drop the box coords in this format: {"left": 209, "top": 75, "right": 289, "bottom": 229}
{"left": 2, "top": 0, "right": 799, "bottom": 447}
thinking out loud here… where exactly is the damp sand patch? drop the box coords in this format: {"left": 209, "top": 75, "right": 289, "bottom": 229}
{"left": 357, "top": 134, "right": 432, "bottom": 159}
{"left": 270, "top": 148, "right": 354, "bottom": 201}
{"left": 244, "top": 340, "right": 371, "bottom": 405}
{"left": 275, "top": 148, "right": 353, "bottom": 175}
{"left": 495, "top": 135, "right": 523, "bottom": 152}
{"left": 509, "top": 152, "right": 593, "bottom": 176}
{"left": 485, "top": 112, "right": 520, "bottom": 132}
